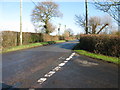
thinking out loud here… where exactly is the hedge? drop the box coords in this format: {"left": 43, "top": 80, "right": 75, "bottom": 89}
{"left": 79, "top": 34, "right": 120, "bottom": 57}
{"left": 2, "top": 31, "right": 76, "bottom": 48}
{"left": 2, "top": 31, "right": 18, "bottom": 47}
{"left": 2, "top": 31, "right": 59, "bottom": 48}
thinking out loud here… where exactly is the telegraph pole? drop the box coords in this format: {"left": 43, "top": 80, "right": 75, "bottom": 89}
{"left": 64, "top": 25, "right": 66, "bottom": 31}
{"left": 118, "top": 1, "right": 120, "bottom": 32}
{"left": 20, "top": 0, "right": 22, "bottom": 45}
{"left": 85, "top": 0, "right": 88, "bottom": 34}
{"left": 58, "top": 23, "right": 61, "bottom": 35}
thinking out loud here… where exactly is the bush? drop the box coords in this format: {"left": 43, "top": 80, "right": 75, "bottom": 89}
{"left": 65, "top": 40, "right": 69, "bottom": 42}
{"left": 2, "top": 31, "right": 76, "bottom": 48}
{"left": 59, "top": 36, "right": 65, "bottom": 40}
{"left": 2, "top": 31, "right": 18, "bottom": 48}
{"left": 30, "top": 33, "right": 43, "bottom": 43}
{"left": 2, "top": 31, "right": 59, "bottom": 48}
{"left": 47, "top": 41, "right": 56, "bottom": 44}
{"left": 79, "top": 34, "right": 120, "bottom": 57}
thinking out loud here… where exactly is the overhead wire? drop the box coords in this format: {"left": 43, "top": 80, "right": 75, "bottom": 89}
{"left": 31, "top": 0, "right": 39, "bottom": 7}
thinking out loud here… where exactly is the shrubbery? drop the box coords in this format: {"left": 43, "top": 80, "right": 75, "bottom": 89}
{"left": 79, "top": 34, "right": 120, "bottom": 57}
{"left": 2, "top": 31, "right": 18, "bottom": 47}
{"left": 2, "top": 31, "right": 76, "bottom": 48}
{"left": 2, "top": 31, "right": 59, "bottom": 48}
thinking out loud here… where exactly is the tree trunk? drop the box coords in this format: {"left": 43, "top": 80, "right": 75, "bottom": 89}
{"left": 45, "top": 20, "right": 49, "bottom": 34}
{"left": 92, "top": 25, "right": 96, "bottom": 34}
{"left": 97, "top": 24, "right": 108, "bottom": 34}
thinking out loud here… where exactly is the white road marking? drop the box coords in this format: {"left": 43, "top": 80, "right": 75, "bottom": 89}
{"left": 64, "top": 61, "right": 68, "bottom": 63}
{"left": 58, "top": 57, "right": 65, "bottom": 60}
{"left": 58, "top": 57, "right": 62, "bottom": 59}
{"left": 72, "top": 53, "right": 75, "bottom": 56}
{"left": 37, "top": 78, "right": 47, "bottom": 84}
{"left": 44, "top": 71, "right": 55, "bottom": 77}
{"left": 66, "top": 58, "right": 70, "bottom": 60}
{"left": 37, "top": 52, "right": 76, "bottom": 84}
{"left": 58, "top": 62, "right": 66, "bottom": 66}
{"left": 53, "top": 66, "right": 61, "bottom": 71}
{"left": 69, "top": 56, "right": 73, "bottom": 59}
{"left": 29, "top": 89, "right": 35, "bottom": 90}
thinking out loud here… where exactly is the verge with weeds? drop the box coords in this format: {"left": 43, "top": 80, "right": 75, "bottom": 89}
{"left": 2, "top": 40, "right": 66, "bottom": 53}
{"left": 73, "top": 43, "right": 120, "bottom": 64}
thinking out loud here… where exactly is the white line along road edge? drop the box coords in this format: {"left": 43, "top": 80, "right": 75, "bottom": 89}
{"left": 37, "top": 52, "right": 76, "bottom": 85}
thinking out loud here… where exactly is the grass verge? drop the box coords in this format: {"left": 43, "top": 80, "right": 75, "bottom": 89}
{"left": 73, "top": 44, "right": 120, "bottom": 64}
{"left": 55, "top": 40, "right": 66, "bottom": 43}
{"left": 1, "top": 40, "right": 66, "bottom": 53}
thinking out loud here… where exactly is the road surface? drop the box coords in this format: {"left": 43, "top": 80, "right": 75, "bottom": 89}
{"left": 2, "top": 40, "right": 118, "bottom": 88}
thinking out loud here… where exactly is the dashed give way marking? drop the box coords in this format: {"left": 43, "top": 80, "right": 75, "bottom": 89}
{"left": 37, "top": 52, "right": 75, "bottom": 84}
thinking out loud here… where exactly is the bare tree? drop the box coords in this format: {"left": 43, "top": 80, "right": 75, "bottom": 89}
{"left": 89, "top": 16, "right": 101, "bottom": 34}
{"left": 93, "top": 0, "right": 120, "bottom": 23}
{"left": 75, "top": 15, "right": 86, "bottom": 28}
{"left": 45, "top": 21, "right": 56, "bottom": 33}
{"left": 63, "top": 28, "right": 74, "bottom": 38}
{"left": 63, "top": 29, "right": 71, "bottom": 37}
{"left": 75, "top": 15, "right": 112, "bottom": 34}
{"left": 31, "top": 1, "right": 62, "bottom": 34}
{"left": 89, "top": 16, "right": 112, "bottom": 34}
{"left": 63, "top": 30, "right": 69, "bottom": 37}
{"left": 75, "top": 15, "right": 87, "bottom": 34}
{"left": 66, "top": 28, "right": 74, "bottom": 36}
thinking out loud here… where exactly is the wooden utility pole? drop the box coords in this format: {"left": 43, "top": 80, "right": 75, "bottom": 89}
{"left": 64, "top": 25, "right": 66, "bottom": 31}
{"left": 58, "top": 23, "right": 61, "bottom": 35}
{"left": 20, "top": 0, "right": 22, "bottom": 45}
{"left": 118, "top": 1, "right": 120, "bottom": 32}
{"left": 85, "top": 0, "right": 88, "bottom": 34}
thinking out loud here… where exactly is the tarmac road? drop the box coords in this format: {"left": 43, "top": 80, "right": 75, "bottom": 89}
{"left": 2, "top": 40, "right": 118, "bottom": 88}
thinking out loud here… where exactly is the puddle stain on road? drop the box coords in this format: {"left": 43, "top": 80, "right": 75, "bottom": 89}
{"left": 74, "top": 59, "right": 99, "bottom": 67}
